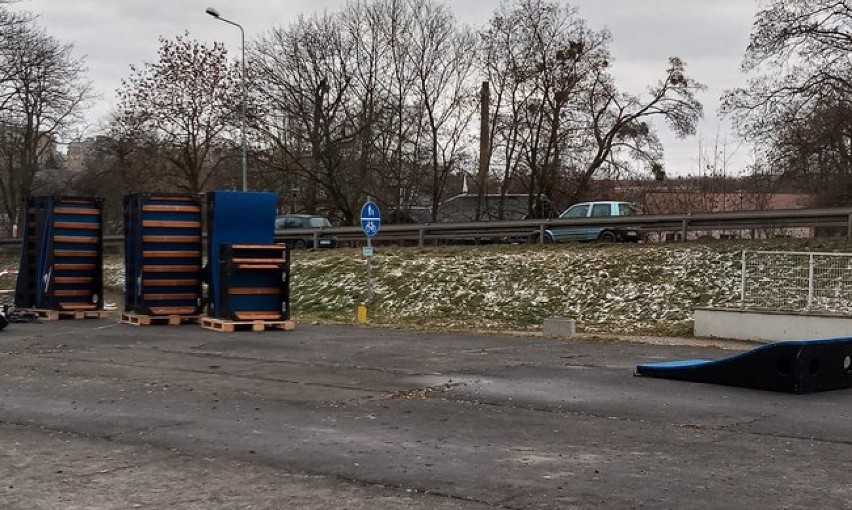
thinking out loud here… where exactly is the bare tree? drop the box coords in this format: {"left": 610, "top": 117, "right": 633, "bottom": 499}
{"left": 0, "top": 12, "right": 91, "bottom": 234}
{"left": 482, "top": 0, "right": 703, "bottom": 213}
{"left": 571, "top": 56, "right": 704, "bottom": 204}
{"left": 116, "top": 33, "right": 242, "bottom": 193}
{"left": 407, "top": 0, "right": 477, "bottom": 222}
{"left": 253, "top": 0, "right": 476, "bottom": 224}
{"left": 252, "top": 12, "right": 363, "bottom": 223}
{"left": 481, "top": 0, "right": 602, "bottom": 217}
{"left": 722, "top": 0, "right": 852, "bottom": 206}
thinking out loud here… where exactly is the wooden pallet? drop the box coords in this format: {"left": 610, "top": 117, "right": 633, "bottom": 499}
{"left": 120, "top": 313, "right": 201, "bottom": 326}
{"left": 200, "top": 316, "right": 295, "bottom": 333}
{"left": 23, "top": 308, "right": 110, "bottom": 320}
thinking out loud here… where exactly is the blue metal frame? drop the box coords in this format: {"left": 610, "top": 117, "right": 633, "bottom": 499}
{"left": 206, "top": 191, "right": 277, "bottom": 316}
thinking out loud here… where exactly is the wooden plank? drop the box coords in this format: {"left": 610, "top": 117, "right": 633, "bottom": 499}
{"left": 234, "top": 311, "right": 285, "bottom": 321}
{"left": 143, "top": 279, "right": 199, "bottom": 287}
{"left": 54, "top": 290, "right": 92, "bottom": 297}
{"left": 54, "top": 207, "right": 100, "bottom": 215}
{"left": 228, "top": 287, "right": 281, "bottom": 296}
{"left": 149, "top": 307, "right": 201, "bottom": 316}
{"left": 230, "top": 258, "right": 286, "bottom": 264}
{"left": 55, "top": 308, "right": 109, "bottom": 319}
{"left": 54, "top": 222, "right": 100, "bottom": 230}
{"left": 142, "top": 220, "right": 201, "bottom": 228}
{"left": 142, "top": 265, "right": 201, "bottom": 273}
{"left": 54, "top": 263, "right": 96, "bottom": 270}
{"left": 142, "top": 293, "right": 199, "bottom": 301}
{"left": 54, "top": 235, "right": 99, "bottom": 244}
{"left": 54, "top": 250, "right": 97, "bottom": 257}
{"left": 121, "top": 312, "right": 201, "bottom": 326}
{"left": 142, "top": 204, "right": 201, "bottom": 213}
{"left": 149, "top": 196, "right": 197, "bottom": 202}
{"left": 200, "top": 316, "right": 295, "bottom": 333}
{"left": 54, "top": 277, "right": 94, "bottom": 284}
{"left": 58, "top": 303, "right": 95, "bottom": 310}
{"left": 230, "top": 244, "right": 287, "bottom": 249}
{"left": 234, "top": 264, "right": 281, "bottom": 270}
{"left": 142, "top": 235, "right": 201, "bottom": 243}
{"left": 142, "top": 250, "right": 202, "bottom": 258}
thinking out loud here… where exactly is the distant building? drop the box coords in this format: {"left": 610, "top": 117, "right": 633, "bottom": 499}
{"left": 639, "top": 190, "right": 816, "bottom": 241}
{"left": 66, "top": 139, "right": 98, "bottom": 173}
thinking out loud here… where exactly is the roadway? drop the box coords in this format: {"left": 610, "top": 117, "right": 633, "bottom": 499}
{"left": 1, "top": 320, "right": 850, "bottom": 509}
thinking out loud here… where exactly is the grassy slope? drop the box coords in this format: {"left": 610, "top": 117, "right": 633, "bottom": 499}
{"left": 289, "top": 239, "right": 852, "bottom": 335}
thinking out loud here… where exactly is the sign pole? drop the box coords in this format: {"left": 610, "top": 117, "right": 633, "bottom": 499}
{"left": 366, "top": 235, "right": 373, "bottom": 304}
{"left": 357, "top": 199, "right": 381, "bottom": 324}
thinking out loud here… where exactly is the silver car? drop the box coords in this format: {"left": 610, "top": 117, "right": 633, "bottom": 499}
{"left": 542, "top": 201, "right": 641, "bottom": 242}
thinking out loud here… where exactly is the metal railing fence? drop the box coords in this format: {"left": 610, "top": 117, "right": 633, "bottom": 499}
{"left": 741, "top": 250, "right": 852, "bottom": 314}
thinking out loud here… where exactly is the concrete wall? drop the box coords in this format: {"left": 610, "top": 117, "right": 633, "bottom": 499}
{"left": 694, "top": 307, "right": 852, "bottom": 342}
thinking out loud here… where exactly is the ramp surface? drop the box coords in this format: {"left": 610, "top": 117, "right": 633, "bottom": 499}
{"left": 635, "top": 337, "right": 852, "bottom": 393}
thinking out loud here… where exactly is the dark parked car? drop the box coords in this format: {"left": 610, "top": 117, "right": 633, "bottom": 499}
{"left": 274, "top": 214, "right": 337, "bottom": 249}
{"left": 538, "top": 201, "right": 642, "bottom": 243}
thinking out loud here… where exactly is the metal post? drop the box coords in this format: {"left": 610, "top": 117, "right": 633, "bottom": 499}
{"left": 807, "top": 253, "right": 815, "bottom": 310}
{"left": 206, "top": 7, "right": 248, "bottom": 191}
{"left": 740, "top": 251, "right": 747, "bottom": 308}
{"left": 681, "top": 219, "right": 689, "bottom": 242}
{"left": 238, "top": 24, "right": 247, "bottom": 191}
{"left": 847, "top": 213, "right": 852, "bottom": 240}
{"left": 367, "top": 236, "right": 373, "bottom": 304}
{"left": 418, "top": 227, "right": 425, "bottom": 248}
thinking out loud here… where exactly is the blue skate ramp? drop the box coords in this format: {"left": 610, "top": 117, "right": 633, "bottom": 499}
{"left": 634, "top": 337, "right": 852, "bottom": 393}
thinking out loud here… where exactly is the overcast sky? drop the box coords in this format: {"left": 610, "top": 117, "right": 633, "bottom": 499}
{"left": 14, "top": 0, "right": 759, "bottom": 176}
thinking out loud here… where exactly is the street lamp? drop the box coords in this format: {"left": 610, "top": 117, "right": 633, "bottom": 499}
{"left": 206, "top": 7, "right": 248, "bottom": 192}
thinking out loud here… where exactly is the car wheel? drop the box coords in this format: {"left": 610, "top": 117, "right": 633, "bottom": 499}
{"left": 293, "top": 239, "right": 307, "bottom": 249}
{"left": 532, "top": 232, "right": 554, "bottom": 244}
{"left": 598, "top": 231, "right": 617, "bottom": 243}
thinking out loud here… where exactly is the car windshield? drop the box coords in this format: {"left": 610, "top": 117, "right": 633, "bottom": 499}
{"left": 308, "top": 217, "right": 332, "bottom": 228}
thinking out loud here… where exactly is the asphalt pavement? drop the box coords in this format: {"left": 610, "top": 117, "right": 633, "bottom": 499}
{"left": 1, "top": 319, "right": 850, "bottom": 509}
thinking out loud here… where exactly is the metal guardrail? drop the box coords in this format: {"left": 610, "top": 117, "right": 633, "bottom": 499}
{"left": 274, "top": 207, "right": 852, "bottom": 246}
{"left": 0, "top": 207, "right": 849, "bottom": 249}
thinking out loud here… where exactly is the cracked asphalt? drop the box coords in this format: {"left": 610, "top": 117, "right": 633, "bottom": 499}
{"left": 1, "top": 319, "right": 851, "bottom": 509}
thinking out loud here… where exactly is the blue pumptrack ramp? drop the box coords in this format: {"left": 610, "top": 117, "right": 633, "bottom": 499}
{"left": 15, "top": 196, "right": 105, "bottom": 311}
{"left": 124, "top": 193, "right": 203, "bottom": 316}
{"left": 206, "top": 191, "right": 277, "bottom": 318}
{"left": 634, "top": 337, "right": 852, "bottom": 393}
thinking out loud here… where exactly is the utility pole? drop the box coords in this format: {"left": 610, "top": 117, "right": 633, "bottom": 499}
{"left": 475, "top": 81, "right": 490, "bottom": 221}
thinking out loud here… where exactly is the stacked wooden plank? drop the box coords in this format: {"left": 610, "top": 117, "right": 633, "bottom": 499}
{"left": 122, "top": 193, "right": 203, "bottom": 324}
{"left": 14, "top": 196, "right": 106, "bottom": 319}
{"left": 200, "top": 243, "right": 292, "bottom": 332}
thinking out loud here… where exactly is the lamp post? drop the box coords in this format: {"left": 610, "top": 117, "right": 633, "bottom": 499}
{"left": 206, "top": 7, "right": 247, "bottom": 192}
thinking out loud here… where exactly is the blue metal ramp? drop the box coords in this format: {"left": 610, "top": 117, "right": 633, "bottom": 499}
{"left": 124, "top": 193, "right": 203, "bottom": 317}
{"left": 206, "top": 191, "right": 278, "bottom": 318}
{"left": 635, "top": 337, "right": 852, "bottom": 393}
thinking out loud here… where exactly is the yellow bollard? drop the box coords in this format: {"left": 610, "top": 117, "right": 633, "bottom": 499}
{"left": 356, "top": 303, "right": 368, "bottom": 324}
